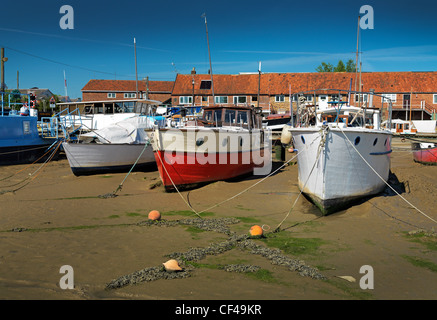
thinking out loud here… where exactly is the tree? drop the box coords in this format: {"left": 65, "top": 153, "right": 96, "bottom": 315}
{"left": 346, "top": 59, "right": 356, "bottom": 72}
{"left": 334, "top": 60, "right": 346, "bottom": 72}
{"left": 315, "top": 62, "right": 334, "bottom": 72}
{"left": 316, "top": 59, "right": 356, "bottom": 72}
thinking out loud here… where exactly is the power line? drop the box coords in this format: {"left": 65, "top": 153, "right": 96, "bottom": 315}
{"left": 2, "top": 45, "right": 121, "bottom": 76}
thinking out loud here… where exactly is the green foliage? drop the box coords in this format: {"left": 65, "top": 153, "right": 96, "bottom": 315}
{"left": 316, "top": 59, "right": 356, "bottom": 72}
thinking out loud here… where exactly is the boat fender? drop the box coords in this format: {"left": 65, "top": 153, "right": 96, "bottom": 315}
{"left": 280, "top": 123, "right": 292, "bottom": 145}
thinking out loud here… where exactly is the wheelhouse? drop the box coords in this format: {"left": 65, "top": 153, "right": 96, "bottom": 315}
{"left": 202, "top": 105, "right": 262, "bottom": 129}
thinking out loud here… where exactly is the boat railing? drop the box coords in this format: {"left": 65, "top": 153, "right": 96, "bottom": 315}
{"left": 290, "top": 88, "right": 393, "bottom": 129}
{"left": 39, "top": 107, "right": 83, "bottom": 139}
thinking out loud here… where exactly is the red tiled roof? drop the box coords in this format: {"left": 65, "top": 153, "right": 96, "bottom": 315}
{"left": 172, "top": 72, "right": 437, "bottom": 95}
{"left": 82, "top": 79, "right": 174, "bottom": 92}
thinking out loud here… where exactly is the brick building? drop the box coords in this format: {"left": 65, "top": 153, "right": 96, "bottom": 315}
{"left": 172, "top": 71, "right": 437, "bottom": 120}
{"left": 81, "top": 79, "right": 174, "bottom": 105}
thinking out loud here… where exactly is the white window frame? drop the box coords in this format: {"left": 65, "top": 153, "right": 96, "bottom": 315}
{"left": 214, "top": 96, "right": 228, "bottom": 104}
{"left": 355, "top": 93, "right": 368, "bottom": 103}
{"left": 381, "top": 93, "right": 397, "bottom": 102}
{"left": 233, "top": 96, "right": 247, "bottom": 104}
{"left": 107, "top": 93, "right": 116, "bottom": 98}
{"left": 433, "top": 94, "right": 437, "bottom": 104}
{"left": 275, "top": 95, "right": 285, "bottom": 102}
{"left": 179, "top": 96, "right": 193, "bottom": 105}
{"left": 124, "top": 93, "right": 136, "bottom": 98}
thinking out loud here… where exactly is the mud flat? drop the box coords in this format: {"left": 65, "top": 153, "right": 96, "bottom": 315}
{"left": 0, "top": 137, "right": 436, "bottom": 301}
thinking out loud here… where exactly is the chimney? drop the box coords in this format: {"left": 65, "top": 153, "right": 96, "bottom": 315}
{"left": 191, "top": 67, "right": 196, "bottom": 75}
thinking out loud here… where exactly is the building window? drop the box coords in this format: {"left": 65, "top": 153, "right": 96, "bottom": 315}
{"left": 124, "top": 93, "right": 136, "bottom": 98}
{"left": 202, "top": 96, "right": 208, "bottom": 102}
{"left": 305, "top": 95, "right": 313, "bottom": 102}
{"left": 251, "top": 96, "right": 258, "bottom": 102}
{"left": 433, "top": 94, "right": 437, "bottom": 104}
{"left": 275, "top": 95, "right": 285, "bottom": 102}
{"left": 179, "top": 96, "right": 193, "bottom": 104}
{"left": 355, "top": 94, "right": 368, "bottom": 103}
{"left": 214, "top": 96, "right": 228, "bottom": 104}
{"left": 382, "top": 94, "right": 397, "bottom": 102}
{"left": 107, "top": 93, "right": 116, "bottom": 98}
{"left": 233, "top": 96, "right": 247, "bottom": 104}
{"left": 200, "top": 80, "right": 212, "bottom": 89}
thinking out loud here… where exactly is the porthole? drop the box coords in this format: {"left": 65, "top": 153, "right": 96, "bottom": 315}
{"left": 196, "top": 138, "right": 204, "bottom": 147}
{"left": 354, "top": 136, "right": 361, "bottom": 146}
{"left": 301, "top": 136, "right": 306, "bottom": 144}
{"left": 373, "top": 138, "right": 378, "bottom": 146}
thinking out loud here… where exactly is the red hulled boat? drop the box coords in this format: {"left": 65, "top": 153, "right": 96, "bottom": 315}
{"left": 146, "top": 105, "right": 271, "bottom": 191}
{"left": 412, "top": 142, "right": 437, "bottom": 165}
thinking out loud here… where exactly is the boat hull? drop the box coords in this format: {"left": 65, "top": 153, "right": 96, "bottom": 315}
{"left": 290, "top": 126, "right": 392, "bottom": 214}
{"left": 0, "top": 116, "right": 56, "bottom": 166}
{"left": 62, "top": 142, "right": 156, "bottom": 176}
{"left": 147, "top": 127, "right": 270, "bottom": 191}
{"left": 411, "top": 142, "right": 437, "bottom": 165}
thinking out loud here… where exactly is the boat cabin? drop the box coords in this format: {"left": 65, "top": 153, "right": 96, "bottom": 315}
{"left": 200, "top": 105, "right": 263, "bottom": 129}
{"left": 385, "top": 119, "right": 417, "bottom": 134}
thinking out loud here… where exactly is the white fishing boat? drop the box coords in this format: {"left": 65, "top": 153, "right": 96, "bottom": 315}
{"left": 287, "top": 89, "right": 393, "bottom": 214}
{"left": 62, "top": 116, "right": 157, "bottom": 176}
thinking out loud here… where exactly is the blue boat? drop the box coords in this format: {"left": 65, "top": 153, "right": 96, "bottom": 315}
{"left": 0, "top": 92, "right": 58, "bottom": 166}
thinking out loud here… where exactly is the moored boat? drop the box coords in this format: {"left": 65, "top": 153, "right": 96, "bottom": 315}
{"left": 62, "top": 116, "right": 158, "bottom": 175}
{"left": 288, "top": 89, "right": 393, "bottom": 214}
{"left": 146, "top": 104, "right": 271, "bottom": 191}
{"left": 1, "top": 92, "right": 59, "bottom": 166}
{"left": 411, "top": 142, "right": 437, "bottom": 165}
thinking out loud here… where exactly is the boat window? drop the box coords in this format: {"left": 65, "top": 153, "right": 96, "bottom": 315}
{"left": 301, "top": 136, "right": 306, "bottom": 144}
{"left": 214, "top": 110, "right": 222, "bottom": 123}
{"left": 84, "top": 106, "right": 93, "bottom": 114}
{"left": 224, "top": 109, "right": 236, "bottom": 125}
{"left": 373, "top": 138, "right": 378, "bottom": 146}
{"left": 104, "top": 104, "right": 114, "bottom": 114}
{"left": 95, "top": 104, "right": 104, "bottom": 114}
{"left": 114, "top": 103, "right": 123, "bottom": 113}
{"left": 204, "top": 110, "right": 213, "bottom": 121}
{"left": 237, "top": 111, "right": 249, "bottom": 125}
{"left": 123, "top": 102, "right": 135, "bottom": 113}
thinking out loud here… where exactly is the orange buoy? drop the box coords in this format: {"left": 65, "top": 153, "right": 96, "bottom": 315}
{"left": 148, "top": 210, "right": 161, "bottom": 221}
{"left": 163, "top": 259, "right": 182, "bottom": 272}
{"left": 249, "top": 225, "right": 263, "bottom": 237}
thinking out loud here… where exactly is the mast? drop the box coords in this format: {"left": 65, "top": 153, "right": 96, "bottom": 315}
{"left": 355, "top": 15, "right": 360, "bottom": 103}
{"left": 257, "top": 61, "right": 261, "bottom": 109}
{"left": 63, "top": 70, "right": 68, "bottom": 100}
{"left": 134, "top": 37, "right": 139, "bottom": 98}
{"left": 202, "top": 13, "right": 215, "bottom": 102}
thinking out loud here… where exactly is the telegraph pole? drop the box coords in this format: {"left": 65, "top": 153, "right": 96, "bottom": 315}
{"left": 1, "top": 48, "right": 8, "bottom": 92}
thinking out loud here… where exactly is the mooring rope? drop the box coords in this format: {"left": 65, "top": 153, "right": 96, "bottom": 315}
{"left": 338, "top": 126, "right": 437, "bottom": 224}
{"left": 0, "top": 142, "right": 61, "bottom": 182}
{"left": 0, "top": 140, "right": 62, "bottom": 195}
{"left": 155, "top": 148, "right": 203, "bottom": 219}
{"left": 98, "top": 140, "right": 151, "bottom": 199}
{"left": 274, "top": 130, "right": 325, "bottom": 232}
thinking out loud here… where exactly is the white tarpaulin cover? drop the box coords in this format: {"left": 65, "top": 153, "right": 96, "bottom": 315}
{"left": 82, "top": 116, "right": 154, "bottom": 144}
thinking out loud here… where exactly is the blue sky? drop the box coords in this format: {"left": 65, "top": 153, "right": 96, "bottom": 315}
{"left": 0, "top": 0, "right": 436, "bottom": 99}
